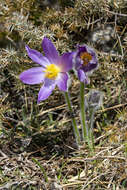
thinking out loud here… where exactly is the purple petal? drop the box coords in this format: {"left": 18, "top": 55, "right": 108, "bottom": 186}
{"left": 77, "top": 69, "right": 89, "bottom": 84}
{"left": 25, "top": 45, "right": 50, "bottom": 67}
{"left": 86, "top": 46, "right": 96, "bottom": 56}
{"left": 37, "top": 78, "right": 56, "bottom": 102}
{"left": 82, "top": 63, "right": 98, "bottom": 72}
{"left": 75, "top": 56, "right": 82, "bottom": 70}
{"left": 90, "top": 53, "right": 98, "bottom": 67}
{"left": 77, "top": 45, "right": 87, "bottom": 57}
{"left": 58, "top": 52, "right": 73, "bottom": 72}
{"left": 87, "top": 47, "right": 98, "bottom": 66}
{"left": 42, "top": 37, "right": 59, "bottom": 64}
{"left": 56, "top": 73, "right": 68, "bottom": 91}
{"left": 19, "top": 67, "right": 45, "bottom": 84}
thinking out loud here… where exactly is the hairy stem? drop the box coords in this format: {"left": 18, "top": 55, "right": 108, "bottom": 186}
{"left": 64, "top": 92, "right": 81, "bottom": 145}
{"left": 80, "top": 82, "right": 87, "bottom": 141}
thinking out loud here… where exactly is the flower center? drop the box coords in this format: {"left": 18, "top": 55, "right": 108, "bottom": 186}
{"left": 80, "top": 52, "right": 92, "bottom": 66}
{"left": 44, "top": 64, "right": 60, "bottom": 79}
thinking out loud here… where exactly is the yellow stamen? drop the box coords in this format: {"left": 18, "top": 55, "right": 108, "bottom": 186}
{"left": 80, "top": 52, "right": 92, "bottom": 66}
{"left": 44, "top": 64, "right": 60, "bottom": 79}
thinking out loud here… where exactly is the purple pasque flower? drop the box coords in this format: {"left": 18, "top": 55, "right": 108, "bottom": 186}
{"left": 20, "top": 37, "right": 73, "bottom": 103}
{"left": 74, "top": 45, "right": 98, "bottom": 83}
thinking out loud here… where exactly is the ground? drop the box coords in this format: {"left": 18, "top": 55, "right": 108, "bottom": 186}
{"left": 0, "top": 0, "right": 127, "bottom": 189}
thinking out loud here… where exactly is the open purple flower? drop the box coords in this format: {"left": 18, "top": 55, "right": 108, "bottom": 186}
{"left": 74, "top": 45, "right": 98, "bottom": 83}
{"left": 20, "top": 37, "right": 73, "bottom": 103}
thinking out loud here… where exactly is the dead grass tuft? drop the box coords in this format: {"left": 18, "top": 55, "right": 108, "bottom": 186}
{"left": 0, "top": 0, "right": 127, "bottom": 189}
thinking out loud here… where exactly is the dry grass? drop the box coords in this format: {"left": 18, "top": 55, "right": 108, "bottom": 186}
{"left": 0, "top": 0, "right": 127, "bottom": 189}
